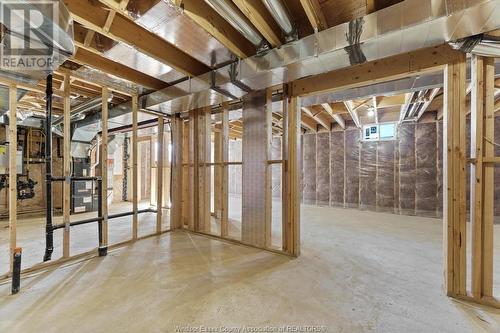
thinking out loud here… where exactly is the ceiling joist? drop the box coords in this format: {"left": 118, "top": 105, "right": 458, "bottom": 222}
{"left": 64, "top": 0, "right": 210, "bottom": 77}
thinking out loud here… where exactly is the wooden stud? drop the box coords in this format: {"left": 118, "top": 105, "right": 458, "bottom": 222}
{"left": 8, "top": 84, "right": 17, "bottom": 273}
{"left": 221, "top": 103, "right": 229, "bottom": 238}
{"left": 101, "top": 87, "right": 109, "bottom": 248}
{"left": 214, "top": 127, "right": 222, "bottom": 219}
{"left": 62, "top": 73, "right": 71, "bottom": 258}
{"left": 470, "top": 55, "right": 484, "bottom": 298}
{"left": 132, "top": 94, "right": 138, "bottom": 240}
{"left": 443, "top": 54, "right": 467, "bottom": 296}
{"left": 156, "top": 116, "right": 164, "bottom": 233}
{"left": 171, "top": 115, "right": 184, "bottom": 229}
{"left": 265, "top": 88, "right": 273, "bottom": 247}
{"left": 481, "top": 57, "right": 495, "bottom": 297}
{"left": 283, "top": 84, "right": 301, "bottom": 256}
{"left": 203, "top": 107, "right": 212, "bottom": 233}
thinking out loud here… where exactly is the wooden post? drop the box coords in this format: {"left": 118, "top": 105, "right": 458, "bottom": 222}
{"left": 203, "top": 107, "right": 212, "bottom": 233}
{"left": 171, "top": 115, "right": 183, "bottom": 229}
{"left": 192, "top": 110, "right": 199, "bottom": 231}
{"left": 132, "top": 94, "right": 138, "bottom": 239}
{"left": 8, "top": 84, "right": 17, "bottom": 272}
{"left": 62, "top": 73, "right": 71, "bottom": 258}
{"left": 156, "top": 116, "right": 164, "bottom": 233}
{"left": 101, "top": 87, "right": 109, "bottom": 248}
{"left": 264, "top": 88, "right": 273, "bottom": 247}
{"left": 221, "top": 103, "right": 229, "bottom": 238}
{"left": 284, "top": 84, "right": 301, "bottom": 256}
{"left": 214, "top": 128, "right": 222, "bottom": 218}
{"left": 443, "top": 54, "right": 466, "bottom": 296}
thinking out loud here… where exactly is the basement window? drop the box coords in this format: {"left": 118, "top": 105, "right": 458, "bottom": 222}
{"left": 362, "top": 123, "right": 396, "bottom": 141}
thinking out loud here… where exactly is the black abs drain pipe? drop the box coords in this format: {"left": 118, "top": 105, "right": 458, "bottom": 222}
{"left": 43, "top": 74, "right": 54, "bottom": 262}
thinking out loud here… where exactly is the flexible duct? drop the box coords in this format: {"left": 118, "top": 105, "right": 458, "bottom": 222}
{"left": 204, "top": 0, "right": 265, "bottom": 47}
{"left": 261, "top": 0, "right": 295, "bottom": 41}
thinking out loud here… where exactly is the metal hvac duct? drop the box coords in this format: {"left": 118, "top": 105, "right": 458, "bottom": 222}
{"left": 261, "top": 0, "right": 296, "bottom": 41}
{"left": 52, "top": 94, "right": 114, "bottom": 126}
{"left": 142, "top": 0, "right": 500, "bottom": 115}
{"left": 204, "top": 0, "right": 266, "bottom": 48}
{"left": 0, "top": 0, "right": 74, "bottom": 84}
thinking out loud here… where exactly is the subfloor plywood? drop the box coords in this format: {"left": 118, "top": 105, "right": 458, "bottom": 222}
{"left": 1, "top": 203, "right": 500, "bottom": 332}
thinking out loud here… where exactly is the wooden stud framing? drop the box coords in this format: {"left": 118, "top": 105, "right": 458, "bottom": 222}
{"left": 101, "top": 87, "right": 109, "bottom": 248}
{"left": 62, "top": 73, "right": 71, "bottom": 258}
{"left": 8, "top": 84, "right": 17, "bottom": 272}
{"left": 132, "top": 94, "right": 138, "bottom": 240}
{"left": 156, "top": 116, "right": 164, "bottom": 233}
{"left": 443, "top": 53, "right": 467, "bottom": 296}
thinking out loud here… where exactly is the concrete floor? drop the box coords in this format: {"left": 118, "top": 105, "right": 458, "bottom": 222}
{"left": 1, "top": 204, "right": 500, "bottom": 332}
{"left": 0, "top": 200, "right": 168, "bottom": 274}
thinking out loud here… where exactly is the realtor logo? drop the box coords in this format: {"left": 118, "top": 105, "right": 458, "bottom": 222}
{"left": 1, "top": 0, "right": 58, "bottom": 71}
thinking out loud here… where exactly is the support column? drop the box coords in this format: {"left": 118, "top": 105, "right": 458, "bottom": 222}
{"left": 62, "top": 73, "right": 71, "bottom": 258}
{"left": 156, "top": 116, "right": 164, "bottom": 233}
{"left": 132, "top": 94, "right": 138, "bottom": 240}
{"left": 283, "top": 84, "right": 301, "bottom": 256}
{"left": 8, "top": 84, "right": 17, "bottom": 272}
{"left": 443, "top": 54, "right": 467, "bottom": 296}
{"left": 100, "top": 87, "right": 109, "bottom": 255}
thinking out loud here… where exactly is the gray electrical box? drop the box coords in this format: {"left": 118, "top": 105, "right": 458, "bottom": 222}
{"left": 0, "top": 145, "right": 23, "bottom": 174}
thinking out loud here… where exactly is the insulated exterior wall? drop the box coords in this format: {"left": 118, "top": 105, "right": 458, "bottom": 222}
{"left": 330, "top": 131, "right": 345, "bottom": 207}
{"left": 301, "top": 120, "right": 445, "bottom": 218}
{"left": 376, "top": 141, "right": 395, "bottom": 212}
{"left": 415, "top": 122, "right": 438, "bottom": 216}
{"left": 241, "top": 90, "right": 268, "bottom": 247}
{"left": 316, "top": 132, "right": 330, "bottom": 206}
{"left": 398, "top": 123, "right": 416, "bottom": 215}
{"left": 345, "top": 129, "right": 360, "bottom": 208}
{"left": 302, "top": 134, "right": 317, "bottom": 204}
{"left": 360, "top": 141, "right": 377, "bottom": 210}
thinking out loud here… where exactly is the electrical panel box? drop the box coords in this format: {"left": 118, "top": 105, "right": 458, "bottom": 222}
{"left": 0, "top": 145, "right": 23, "bottom": 174}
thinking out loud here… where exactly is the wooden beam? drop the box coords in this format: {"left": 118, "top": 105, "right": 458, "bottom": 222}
{"left": 62, "top": 73, "right": 71, "bottom": 258}
{"left": 232, "top": 0, "right": 283, "bottom": 47}
{"left": 399, "top": 92, "right": 414, "bottom": 123}
{"left": 343, "top": 101, "right": 361, "bottom": 128}
{"left": 299, "top": 0, "right": 327, "bottom": 31}
{"left": 181, "top": 0, "right": 255, "bottom": 59}
{"left": 321, "top": 103, "right": 345, "bottom": 129}
{"left": 72, "top": 47, "right": 168, "bottom": 90}
{"left": 8, "top": 84, "right": 17, "bottom": 273}
{"left": 132, "top": 94, "right": 138, "bottom": 239}
{"left": 302, "top": 107, "right": 329, "bottom": 130}
{"left": 416, "top": 88, "right": 440, "bottom": 121}
{"left": 292, "top": 45, "right": 461, "bottom": 97}
{"left": 65, "top": 0, "right": 210, "bottom": 76}
{"left": 300, "top": 110, "right": 318, "bottom": 132}
{"left": 156, "top": 116, "right": 164, "bottom": 233}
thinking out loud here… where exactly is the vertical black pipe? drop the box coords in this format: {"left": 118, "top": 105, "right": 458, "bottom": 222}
{"left": 11, "top": 248, "right": 21, "bottom": 294}
{"left": 43, "top": 74, "right": 53, "bottom": 262}
{"left": 97, "top": 178, "right": 106, "bottom": 256}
